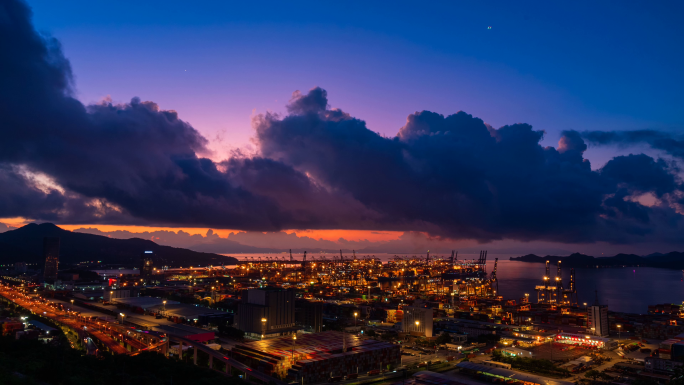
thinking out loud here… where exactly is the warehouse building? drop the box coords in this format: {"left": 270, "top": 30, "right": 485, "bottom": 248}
{"left": 230, "top": 331, "right": 400, "bottom": 383}
{"left": 555, "top": 332, "right": 616, "bottom": 350}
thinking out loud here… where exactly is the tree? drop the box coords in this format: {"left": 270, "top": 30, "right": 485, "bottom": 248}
{"left": 218, "top": 324, "right": 245, "bottom": 340}
{"left": 669, "top": 366, "right": 684, "bottom": 385}
{"left": 381, "top": 331, "right": 398, "bottom": 341}
{"left": 365, "top": 329, "right": 377, "bottom": 337}
{"left": 630, "top": 378, "right": 659, "bottom": 385}
{"left": 435, "top": 332, "right": 452, "bottom": 345}
{"left": 0, "top": 336, "right": 248, "bottom": 385}
{"left": 477, "top": 334, "right": 501, "bottom": 343}
{"left": 584, "top": 370, "right": 600, "bottom": 382}
{"left": 598, "top": 372, "right": 612, "bottom": 382}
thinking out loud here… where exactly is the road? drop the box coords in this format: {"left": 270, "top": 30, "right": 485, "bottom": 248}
{"left": 400, "top": 347, "right": 456, "bottom": 366}
{"left": 50, "top": 298, "right": 179, "bottom": 327}
{"left": 453, "top": 349, "right": 628, "bottom": 384}
{"left": 0, "top": 284, "right": 164, "bottom": 355}
{"left": 565, "top": 350, "right": 627, "bottom": 382}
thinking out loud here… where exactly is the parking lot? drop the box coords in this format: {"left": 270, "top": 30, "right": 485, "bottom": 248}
{"left": 528, "top": 343, "right": 594, "bottom": 361}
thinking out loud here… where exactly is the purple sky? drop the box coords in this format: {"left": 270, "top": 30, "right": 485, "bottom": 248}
{"left": 1, "top": 0, "right": 683, "bottom": 255}
{"left": 26, "top": 0, "right": 683, "bottom": 163}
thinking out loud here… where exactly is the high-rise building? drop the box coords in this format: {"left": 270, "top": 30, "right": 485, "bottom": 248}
{"left": 588, "top": 290, "right": 609, "bottom": 337}
{"left": 295, "top": 299, "right": 323, "bottom": 332}
{"left": 140, "top": 251, "right": 154, "bottom": 277}
{"left": 43, "top": 237, "right": 60, "bottom": 283}
{"left": 14, "top": 262, "right": 27, "bottom": 274}
{"left": 237, "top": 288, "right": 296, "bottom": 339}
{"left": 402, "top": 306, "right": 433, "bottom": 337}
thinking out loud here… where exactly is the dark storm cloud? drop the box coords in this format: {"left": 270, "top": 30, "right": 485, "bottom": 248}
{"left": 256, "top": 89, "right": 684, "bottom": 244}
{"left": 1, "top": 0, "right": 683, "bottom": 245}
{"left": 600, "top": 154, "right": 678, "bottom": 197}
{"left": 582, "top": 130, "right": 684, "bottom": 160}
{"left": 0, "top": 0, "right": 365, "bottom": 229}
{"left": 0, "top": 165, "right": 129, "bottom": 224}
{"left": 0, "top": 165, "right": 68, "bottom": 220}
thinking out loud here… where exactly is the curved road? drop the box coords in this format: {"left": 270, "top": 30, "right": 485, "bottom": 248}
{"left": 0, "top": 285, "right": 150, "bottom": 355}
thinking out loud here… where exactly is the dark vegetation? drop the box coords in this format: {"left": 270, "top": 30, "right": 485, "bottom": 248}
{"left": 218, "top": 325, "right": 246, "bottom": 340}
{"left": 435, "top": 332, "right": 452, "bottom": 345}
{"left": 492, "top": 349, "right": 571, "bottom": 378}
{"left": 476, "top": 334, "right": 501, "bottom": 343}
{"left": 0, "top": 336, "right": 247, "bottom": 385}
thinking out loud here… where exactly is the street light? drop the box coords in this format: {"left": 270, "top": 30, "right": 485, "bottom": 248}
{"left": 292, "top": 334, "right": 297, "bottom": 362}
{"left": 120, "top": 313, "right": 125, "bottom": 324}
{"left": 261, "top": 318, "right": 267, "bottom": 340}
{"left": 354, "top": 312, "right": 358, "bottom": 328}
{"left": 617, "top": 324, "right": 622, "bottom": 341}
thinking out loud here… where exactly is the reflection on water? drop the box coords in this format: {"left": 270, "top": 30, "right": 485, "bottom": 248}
{"left": 491, "top": 259, "right": 684, "bottom": 314}
{"left": 226, "top": 252, "right": 683, "bottom": 314}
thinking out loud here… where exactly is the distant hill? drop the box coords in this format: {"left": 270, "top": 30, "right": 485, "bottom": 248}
{"left": 510, "top": 251, "right": 684, "bottom": 269}
{"left": 0, "top": 223, "right": 238, "bottom": 267}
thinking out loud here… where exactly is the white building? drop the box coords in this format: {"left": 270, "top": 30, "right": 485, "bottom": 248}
{"left": 402, "top": 306, "right": 433, "bottom": 337}
{"left": 502, "top": 347, "right": 534, "bottom": 357}
{"left": 105, "top": 289, "right": 132, "bottom": 302}
{"left": 588, "top": 293, "right": 609, "bottom": 337}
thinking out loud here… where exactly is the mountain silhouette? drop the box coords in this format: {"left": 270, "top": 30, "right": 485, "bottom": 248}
{"left": 0, "top": 223, "right": 238, "bottom": 267}
{"left": 511, "top": 251, "right": 684, "bottom": 269}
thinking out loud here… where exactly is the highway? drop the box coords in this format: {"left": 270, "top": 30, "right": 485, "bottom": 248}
{"left": 0, "top": 283, "right": 285, "bottom": 385}
{"left": 0, "top": 284, "right": 164, "bottom": 355}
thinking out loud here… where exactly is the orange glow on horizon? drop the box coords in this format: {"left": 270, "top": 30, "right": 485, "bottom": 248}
{"left": 0, "top": 218, "right": 402, "bottom": 243}
{"left": 283, "top": 229, "right": 402, "bottom": 243}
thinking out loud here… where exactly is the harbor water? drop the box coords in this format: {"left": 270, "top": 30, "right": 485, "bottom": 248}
{"left": 226, "top": 252, "right": 684, "bottom": 314}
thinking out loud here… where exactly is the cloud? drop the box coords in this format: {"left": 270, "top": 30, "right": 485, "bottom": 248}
{"left": 0, "top": 0, "right": 365, "bottom": 230}
{"left": 1, "top": 0, "right": 683, "bottom": 247}
{"left": 73, "top": 227, "right": 275, "bottom": 253}
{"left": 256, "top": 90, "right": 684, "bottom": 244}
{"left": 600, "top": 154, "right": 678, "bottom": 197}
{"left": 73, "top": 226, "right": 384, "bottom": 253}
{"left": 582, "top": 130, "right": 684, "bottom": 160}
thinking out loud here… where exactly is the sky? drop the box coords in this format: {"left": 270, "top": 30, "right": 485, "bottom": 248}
{"left": 1, "top": 0, "right": 683, "bottom": 255}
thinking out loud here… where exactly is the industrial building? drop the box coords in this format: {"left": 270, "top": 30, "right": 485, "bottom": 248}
{"left": 555, "top": 332, "right": 616, "bottom": 349}
{"left": 295, "top": 299, "right": 323, "bottom": 333}
{"left": 237, "top": 288, "right": 296, "bottom": 339}
{"left": 231, "top": 331, "right": 400, "bottom": 383}
{"left": 104, "top": 289, "right": 134, "bottom": 302}
{"left": 402, "top": 306, "right": 433, "bottom": 337}
{"left": 140, "top": 251, "right": 154, "bottom": 277}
